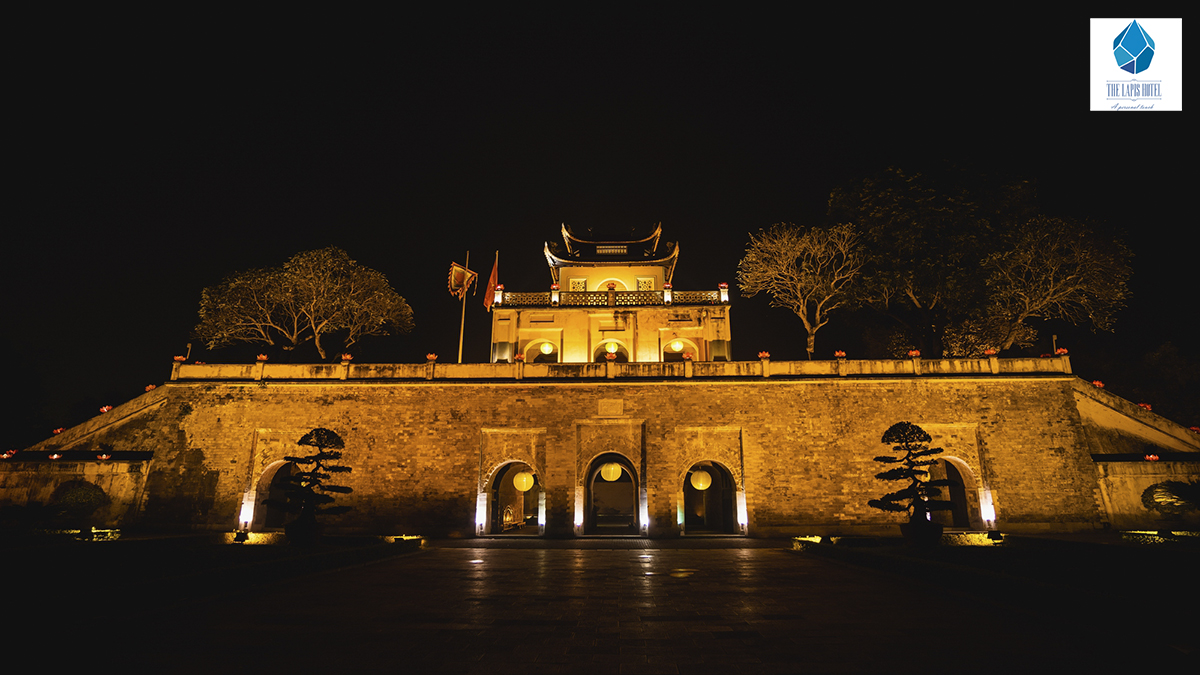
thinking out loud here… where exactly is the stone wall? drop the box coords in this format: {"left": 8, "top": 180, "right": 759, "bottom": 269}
{"left": 7, "top": 365, "right": 1198, "bottom": 537}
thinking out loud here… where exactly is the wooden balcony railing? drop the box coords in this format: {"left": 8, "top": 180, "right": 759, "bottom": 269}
{"left": 498, "top": 288, "right": 723, "bottom": 308}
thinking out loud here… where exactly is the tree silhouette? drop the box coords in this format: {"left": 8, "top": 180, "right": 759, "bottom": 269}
{"left": 196, "top": 247, "right": 414, "bottom": 360}
{"left": 868, "top": 422, "right": 956, "bottom": 526}
{"left": 981, "top": 216, "right": 1132, "bottom": 351}
{"left": 268, "top": 428, "right": 353, "bottom": 545}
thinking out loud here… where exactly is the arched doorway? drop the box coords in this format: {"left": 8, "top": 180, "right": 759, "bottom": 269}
{"left": 928, "top": 457, "right": 985, "bottom": 530}
{"left": 526, "top": 341, "right": 559, "bottom": 363}
{"left": 662, "top": 338, "right": 698, "bottom": 362}
{"left": 585, "top": 453, "right": 639, "bottom": 534}
{"left": 485, "top": 462, "right": 544, "bottom": 535}
{"left": 252, "top": 461, "right": 297, "bottom": 531}
{"left": 681, "top": 461, "right": 738, "bottom": 534}
{"left": 594, "top": 341, "right": 629, "bottom": 362}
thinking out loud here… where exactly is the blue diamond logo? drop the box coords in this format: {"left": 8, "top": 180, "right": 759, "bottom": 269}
{"left": 1113, "top": 20, "right": 1155, "bottom": 74}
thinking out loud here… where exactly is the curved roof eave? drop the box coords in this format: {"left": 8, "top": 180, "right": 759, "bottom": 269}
{"left": 544, "top": 241, "right": 679, "bottom": 284}
{"left": 561, "top": 222, "right": 663, "bottom": 253}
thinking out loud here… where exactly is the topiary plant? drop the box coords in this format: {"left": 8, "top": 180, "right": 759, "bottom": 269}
{"left": 267, "top": 428, "right": 353, "bottom": 545}
{"left": 49, "top": 480, "right": 112, "bottom": 532}
{"left": 1141, "top": 480, "right": 1200, "bottom": 516}
{"left": 868, "top": 422, "right": 956, "bottom": 541}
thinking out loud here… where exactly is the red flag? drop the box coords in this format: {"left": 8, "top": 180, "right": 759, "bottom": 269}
{"left": 484, "top": 252, "right": 499, "bottom": 312}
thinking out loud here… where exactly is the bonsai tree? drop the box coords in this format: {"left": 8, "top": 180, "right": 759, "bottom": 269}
{"left": 1141, "top": 480, "right": 1200, "bottom": 516}
{"left": 868, "top": 422, "right": 956, "bottom": 538}
{"left": 269, "top": 428, "right": 353, "bottom": 545}
{"left": 49, "top": 480, "right": 112, "bottom": 535}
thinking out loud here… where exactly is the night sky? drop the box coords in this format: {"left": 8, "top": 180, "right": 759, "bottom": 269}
{"left": 6, "top": 14, "right": 1193, "bottom": 450}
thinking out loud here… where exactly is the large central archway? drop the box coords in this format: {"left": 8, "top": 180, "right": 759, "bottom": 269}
{"left": 584, "top": 453, "right": 640, "bottom": 534}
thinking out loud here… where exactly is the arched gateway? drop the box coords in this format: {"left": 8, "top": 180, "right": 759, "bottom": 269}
{"left": 583, "top": 453, "right": 641, "bottom": 534}
{"left": 249, "top": 460, "right": 296, "bottom": 531}
{"left": 681, "top": 461, "right": 739, "bottom": 534}
{"left": 928, "top": 457, "right": 987, "bottom": 530}
{"left": 481, "top": 461, "right": 545, "bottom": 535}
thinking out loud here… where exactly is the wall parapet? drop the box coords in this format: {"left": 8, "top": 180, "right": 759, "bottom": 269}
{"left": 170, "top": 356, "right": 1074, "bottom": 382}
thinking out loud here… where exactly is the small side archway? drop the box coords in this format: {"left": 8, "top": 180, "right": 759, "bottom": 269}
{"left": 249, "top": 460, "right": 297, "bottom": 531}
{"left": 679, "top": 461, "right": 742, "bottom": 535}
{"left": 928, "top": 456, "right": 986, "bottom": 530}
{"left": 480, "top": 461, "right": 545, "bottom": 535}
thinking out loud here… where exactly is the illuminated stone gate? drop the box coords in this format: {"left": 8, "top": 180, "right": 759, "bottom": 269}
{"left": 4, "top": 225, "right": 1199, "bottom": 537}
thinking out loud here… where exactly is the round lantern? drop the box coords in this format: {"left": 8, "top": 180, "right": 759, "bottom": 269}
{"left": 670, "top": 340, "right": 684, "bottom": 352}
{"left": 599, "top": 462, "right": 623, "bottom": 482}
{"left": 540, "top": 342, "right": 554, "bottom": 355}
{"left": 689, "top": 470, "right": 712, "bottom": 491}
{"left": 512, "top": 471, "right": 535, "bottom": 492}
{"left": 605, "top": 342, "right": 618, "bottom": 354}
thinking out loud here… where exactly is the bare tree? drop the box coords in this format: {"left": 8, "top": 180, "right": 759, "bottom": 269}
{"left": 737, "top": 223, "right": 863, "bottom": 359}
{"left": 196, "top": 247, "right": 414, "bottom": 359}
{"left": 196, "top": 267, "right": 306, "bottom": 351}
{"left": 337, "top": 265, "right": 416, "bottom": 352}
{"left": 981, "top": 216, "right": 1132, "bottom": 350}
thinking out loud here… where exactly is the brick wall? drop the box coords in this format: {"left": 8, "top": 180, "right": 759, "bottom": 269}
{"left": 9, "top": 374, "right": 1197, "bottom": 536}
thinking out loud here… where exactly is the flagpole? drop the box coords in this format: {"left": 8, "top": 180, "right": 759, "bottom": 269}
{"left": 458, "top": 251, "right": 469, "bottom": 364}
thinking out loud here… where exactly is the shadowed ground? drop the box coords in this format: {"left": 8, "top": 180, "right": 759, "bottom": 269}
{"left": 26, "top": 536, "right": 1189, "bottom": 674}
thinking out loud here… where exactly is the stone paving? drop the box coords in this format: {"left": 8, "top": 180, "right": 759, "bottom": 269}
{"left": 123, "top": 539, "right": 1186, "bottom": 673}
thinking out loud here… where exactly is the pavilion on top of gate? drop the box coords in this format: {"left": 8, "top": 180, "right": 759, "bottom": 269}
{"left": 489, "top": 223, "right": 733, "bottom": 364}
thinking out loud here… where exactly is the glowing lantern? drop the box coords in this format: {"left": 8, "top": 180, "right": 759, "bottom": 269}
{"left": 605, "top": 342, "right": 618, "bottom": 354}
{"left": 670, "top": 340, "right": 684, "bottom": 352}
{"left": 600, "top": 462, "right": 623, "bottom": 481}
{"left": 690, "top": 470, "right": 712, "bottom": 490}
{"left": 512, "top": 471, "right": 535, "bottom": 492}
{"left": 540, "top": 342, "right": 554, "bottom": 355}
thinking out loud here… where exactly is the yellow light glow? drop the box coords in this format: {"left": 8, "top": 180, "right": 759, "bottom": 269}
{"left": 600, "top": 462, "right": 623, "bottom": 481}
{"left": 980, "top": 502, "right": 996, "bottom": 522}
{"left": 689, "top": 470, "right": 712, "bottom": 490}
{"left": 512, "top": 471, "right": 534, "bottom": 492}
{"left": 238, "top": 499, "right": 255, "bottom": 528}
{"left": 605, "top": 342, "right": 618, "bottom": 354}
{"left": 540, "top": 342, "right": 554, "bottom": 355}
{"left": 671, "top": 340, "right": 684, "bottom": 352}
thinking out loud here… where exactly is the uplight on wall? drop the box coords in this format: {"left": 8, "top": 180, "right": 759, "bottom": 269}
{"left": 736, "top": 491, "right": 749, "bottom": 530}
{"left": 238, "top": 495, "right": 256, "bottom": 530}
{"left": 475, "top": 492, "right": 488, "bottom": 533}
{"left": 980, "top": 489, "right": 997, "bottom": 525}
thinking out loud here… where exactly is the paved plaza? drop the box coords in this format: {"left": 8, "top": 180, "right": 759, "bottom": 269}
{"left": 108, "top": 538, "right": 1189, "bottom": 674}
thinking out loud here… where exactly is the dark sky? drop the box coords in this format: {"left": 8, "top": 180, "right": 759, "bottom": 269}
{"left": 6, "top": 13, "right": 1193, "bottom": 449}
